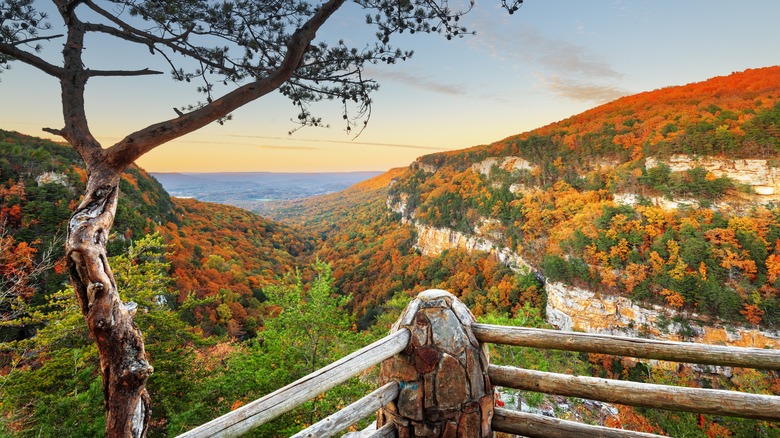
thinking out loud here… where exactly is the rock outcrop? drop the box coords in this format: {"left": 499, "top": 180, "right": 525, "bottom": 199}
{"left": 388, "top": 192, "right": 413, "bottom": 220}
{"left": 647, "top": 155, "right": 780, "bottom": 198}
{"left": 412, "top": 159, "right": 440, "bottom": 174}
{"left": 471, "top": 156, "right": 533, "bottom": 177}
{"left": 408, "top": 218, "right": 780, "bottom": 355}
{"left": 546, "top": 281, "right": 780, "bottom": 350}
{"left": 413, "top": 223, "right": 531, "bottom": 274}
{"left": 392, "top": 154, "right": 780, "bottom": 357}
{"left": 35, "top": 171, "right": 74, "bottom": 193}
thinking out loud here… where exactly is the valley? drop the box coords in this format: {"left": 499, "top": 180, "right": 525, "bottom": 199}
{"left": 151, "top": 171, "right": 383, "bottom": 213}
{"left": 3, "top": 66, "right": 780, "bottom": 436}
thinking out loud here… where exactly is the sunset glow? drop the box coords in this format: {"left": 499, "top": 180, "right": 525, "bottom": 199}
{"left": 2, "top": 1, "right": 779, "bottom": 172}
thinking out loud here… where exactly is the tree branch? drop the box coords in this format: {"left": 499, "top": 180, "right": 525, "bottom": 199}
{"left": 42, "top": 127, "right": 65, "bottom": 137}
{"left": 85, "top": 68, "right": 163, "bottom": 78}
{"left": 84, "top": 0, "right": 191, "bottom": 44}
{"left": 81, "top": 21, "right": 236, "bottom": 76}
{"left": 11, "top": 34, "right": 65, "bottom": 47}
{"left": 82, "top": 1, "right": 236, "bottom": 75}
{"left": 104, "top": 0, "right": 348, "bottom": 170}
{"left": 0, "top": 43, "right": 64, "bottom": 78}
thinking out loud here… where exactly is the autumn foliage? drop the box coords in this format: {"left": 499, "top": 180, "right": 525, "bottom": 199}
{"left": 388, "top": 66, "right": 780, "bottom": 328}
{"left": 3, "top": 67, "right": 780, "bottom": 436}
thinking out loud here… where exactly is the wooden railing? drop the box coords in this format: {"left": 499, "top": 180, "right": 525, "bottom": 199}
{"left": 476, "top": 323, "right": 780, "bottom": 437}
{"left": 179, "top": 291, "right": 780, "bottom": 438}
{"left": 177, "top": 330, "right": 409, "bottom": 438}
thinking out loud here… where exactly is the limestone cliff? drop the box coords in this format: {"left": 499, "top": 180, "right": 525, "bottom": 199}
{"left": 545, "top": 281, "right": 780, "bottom": 350}
{"left": 650, "top": 155, "right": 780, "bottom": 203}
{"left": 471, "top": 156, "right": 534, "bottom": 176}
{"left": 391, "top": 151, "right": 780, "bottom": 353}
{"left": 404, "top": 207, "right": 780, "bottom": 353}
{"left": 646, "top": 155, "right": 780, "bottom": 196}
{"left": 413, "top": 222, "right": 531, "bottom": 273}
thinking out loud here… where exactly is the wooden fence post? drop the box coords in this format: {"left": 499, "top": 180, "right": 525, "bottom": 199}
{"left": 377, "top": 290, "right": 493, "bottom": 437}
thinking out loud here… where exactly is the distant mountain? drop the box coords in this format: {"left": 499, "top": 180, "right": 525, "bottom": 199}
{"left": 151, "top": 171, "right": 383, "bottom": 212}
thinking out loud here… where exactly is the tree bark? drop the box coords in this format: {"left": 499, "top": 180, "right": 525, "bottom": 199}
{"left": 67, "top": 170, "right": 152, "bottom": 437}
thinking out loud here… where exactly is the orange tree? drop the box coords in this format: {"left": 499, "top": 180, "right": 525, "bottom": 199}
{"left": 0, "top": 0, "right": 524, "bottom": 435}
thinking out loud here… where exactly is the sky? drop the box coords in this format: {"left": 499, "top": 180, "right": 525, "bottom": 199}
{"left": 2, "top": 0, "right": 780, "bottom": 173}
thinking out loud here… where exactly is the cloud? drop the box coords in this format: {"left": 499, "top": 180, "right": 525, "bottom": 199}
{"left": 354, "top": 141, "right": 448, "bottom": 151}
{"left": 472, "top": 20, "right": 621, "bottom": 77}
{"left": 544, "top": 75, "right": 629, "bottom": 103}
{"left": 468, "top": 8, "right": 627, "bottom": 103}
{"left": 364, "top": 67, "right": 466, "bottom": 96}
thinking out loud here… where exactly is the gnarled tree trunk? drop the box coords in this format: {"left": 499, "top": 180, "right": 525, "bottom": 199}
{"left": 67, "top": 170, "right": 152, "bottom": 437}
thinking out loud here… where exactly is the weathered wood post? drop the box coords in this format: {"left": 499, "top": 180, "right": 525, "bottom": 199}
{"left": 377, "top": 290, "right": 493, "bottom": 437}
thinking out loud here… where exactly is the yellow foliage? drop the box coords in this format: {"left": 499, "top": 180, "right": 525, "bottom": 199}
{"left": 649, "top": 251, "right": 665, "bottom": 275}
{"left": 660, "top": 288, "right": 684, "bottom": 308}
{"left": 666, "top": 240, "right": 680, "bottom": 264}
{"left": 609, "top": 238, "right": 630, "bottom": 261}
{"left": 668, "top": 258, "right": 688, "bottom": 281}
{"left": 623, "top": 263, "right": 647, "bottom": 293}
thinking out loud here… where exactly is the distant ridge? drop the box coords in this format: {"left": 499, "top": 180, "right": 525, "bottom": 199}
{"left": 151, "top": 170, "right": 383, "bottom": 212}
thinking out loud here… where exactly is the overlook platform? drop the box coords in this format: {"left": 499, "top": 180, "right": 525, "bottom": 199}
{"left": 179, "top": 290, "right": 780, "bottom": 437}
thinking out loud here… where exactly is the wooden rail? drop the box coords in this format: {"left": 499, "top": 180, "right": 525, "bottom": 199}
{"left": 473, "top": 323, "right": 780, "bottom": 369}
{"left": 177, "top": 329, "right": 410, "bottom": 438}
{"left": 489, "top": 365, "right": 780, "bottom": 422}
{"left": 493, "top": 408, "right": 665, "bottom": 438}
{"left": 291, "top": 382, "right": 399, "bottom": 438}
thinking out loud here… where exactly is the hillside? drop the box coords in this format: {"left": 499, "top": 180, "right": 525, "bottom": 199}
{"left": 0, "top": 130, "right": 315, "bottom": 340}
{"left": 259, "top": 67, "right": 780, "bottom": 436}
{"left": 277, "top": 66, "right": 780, "bottom": 435}
{"left": 266, "top": 168, "right": 545, "bottom": 327}
{"left": 0, "top": 130, "right": 179, "bottom": 341}
{"left": 385, "top": 66, "right": 780, "bottom": 329}
{"left": 0, "top": 131, "right": 329, "bottom": 435}
{"left": 159, "top": 198, "right": 314, "bottom": 337}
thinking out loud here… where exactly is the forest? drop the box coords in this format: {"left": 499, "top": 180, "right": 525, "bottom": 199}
{"left": 2, "top": 66, "right": 780, "bottom": 437}
{"left": 390, "top": 66, "right": 780, "bottom": 328}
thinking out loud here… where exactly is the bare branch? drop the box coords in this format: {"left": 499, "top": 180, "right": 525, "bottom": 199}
{"left": 11, "top": 34, "right": 65, "bottom": 47}
{"left": 82, "top": 1, "right": 236, "bottom": 76}
{"left": 0, "top": 43, "right": 64, "bottom": 78}
{"left": 83, "top": 0, "right": 191, "bottom": 44}
{"left": 85, "top": 68, "right": 163, "bottom": 78}
{"left": 42, "top": 127, "right": 65, "bottom": 137}
{"left": 81, "top": 21, "right": 236, "bottom": 77}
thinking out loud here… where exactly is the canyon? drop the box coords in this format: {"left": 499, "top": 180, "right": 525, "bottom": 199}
{"left": 390, "top": 154, "right": 780, "bottom": 352}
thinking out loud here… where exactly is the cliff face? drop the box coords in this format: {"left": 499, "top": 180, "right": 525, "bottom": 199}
{"left": 545, "top": 281, "right": 780, "bottom": 349}
{"left": 404, "top": 202, "right": 780, "bottom": 351}
{"left": 387, "top": 187, "right": 533, "bottom": 272}
{"left": 646, "top": 155, "right": 780, "bottom": 196}
{"left": 472, "top": 156, "right": 534, "bottom": 176}
{"left": 613, "top": 155, "right": 780, "bottom": 211}
{"left": 413, "top": 222, "right": 532, "bottom": 273}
